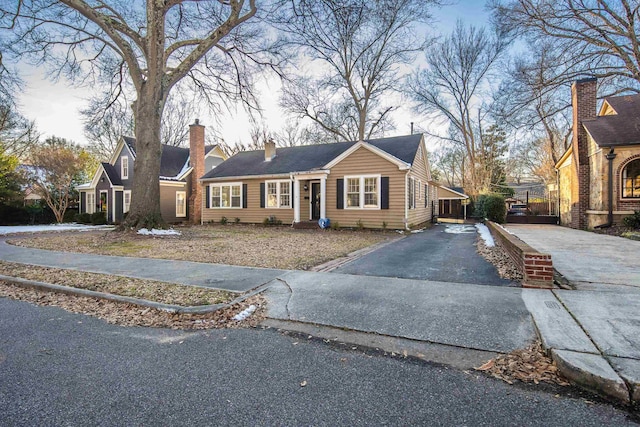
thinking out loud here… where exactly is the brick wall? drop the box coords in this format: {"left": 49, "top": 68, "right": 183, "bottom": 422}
{"left": 486, "top": 222, "right": 554, "bottom": 289}
{"left": 570, "top": 78, "right": 597, "bottom": 229}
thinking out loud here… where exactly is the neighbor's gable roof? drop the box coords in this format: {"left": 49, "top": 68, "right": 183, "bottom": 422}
{"left": 202, "top": 134, "right": 423, "bottom": 180}
{"left": 583, "top": 93, "right": 640, "bottom": 147}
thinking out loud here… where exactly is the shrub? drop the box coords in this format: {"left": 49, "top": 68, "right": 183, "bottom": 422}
{"left": 74, "top": 212, "right": 92, "bottom": 224}
{"left": 262, "top": 216, "right": 282, "bottom": 226}
{"left": 623, "top": 211, "right": 640, "bottom": 229}
{"left": 382, "top": 221, "right": 387, "bottom": 231}
{"left": 90, "top": 212, "right": 107, "bottom": 225}
{"left": 356, "top": 219, "right": 364, "bottom": 230}
{"left": 63, "top": 209, "right": 77, "bottom": 223}
{"left": 220, "top": 216, "right": 228, "bottom": 225}
{"left": 474, "top": 194, "right": 506, "bottom": 223}
{"left": 234, "top": 217, "right": 241, "bottom": 224}
{"left": 330, "top": 221, "right": 340, "bottom": 230}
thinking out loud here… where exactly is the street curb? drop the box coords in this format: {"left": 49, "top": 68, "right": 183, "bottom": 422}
{"left": 0, "top": 274, "right": 263, "bottom": 314}
{"left": 551, "top": 349, "right": 630, "bottom": 404}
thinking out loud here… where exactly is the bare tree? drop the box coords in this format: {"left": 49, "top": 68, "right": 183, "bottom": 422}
{"left": 277, "top": 0, "right": 436, "bottom": 142}
{"left": 491, "top": 0, "right": 640, "bottom": 92}
{"left": 1, "top": 0, "right": 275, "bottom": 228}
{"left": 409, "top": 22, "right": 511, "bottom": 197}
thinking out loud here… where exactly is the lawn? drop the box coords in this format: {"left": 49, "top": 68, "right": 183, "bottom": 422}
{"left": 8, "top": 224, "right": 394, "bottom": 270}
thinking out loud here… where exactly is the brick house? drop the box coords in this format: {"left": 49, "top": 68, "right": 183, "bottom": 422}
{"left": 556, "top": 78, "right": 640, "bottom": 228}
{"left": 199, "top": 134, "right": 438, "bottom": 229}
{"left": 77, "top": 120, "right": 226, "bottom": 224}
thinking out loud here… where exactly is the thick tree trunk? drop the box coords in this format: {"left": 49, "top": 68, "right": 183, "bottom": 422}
{"left": 123, "top": 88, "right": 165, "bottom": 229}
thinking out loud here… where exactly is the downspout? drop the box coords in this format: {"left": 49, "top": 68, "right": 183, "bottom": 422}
{"left": 595, "top": 147, "right": 616, "bottom": 228}
{"left": 404, "top": 171, "right": 409, "bottom": 230}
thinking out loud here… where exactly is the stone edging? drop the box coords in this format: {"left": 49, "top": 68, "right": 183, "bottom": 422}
{"left": 0, "top": 274, "right": 263, "bottom": 314}
{"left": 486, "top": 222, "right": 554, "bottom": 289}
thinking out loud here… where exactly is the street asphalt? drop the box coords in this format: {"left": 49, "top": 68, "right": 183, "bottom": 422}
{"left": 333, "top": 224, "right": 517, "bottom": 286}
{"left": 1, "top": 298, "right": 637, "bottom": 426}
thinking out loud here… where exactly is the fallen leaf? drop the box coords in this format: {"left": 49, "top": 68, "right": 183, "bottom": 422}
{"left": 300, "top": 380, "right": 307, "bottom": 387}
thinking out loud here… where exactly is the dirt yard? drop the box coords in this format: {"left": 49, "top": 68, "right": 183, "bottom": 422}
{"left": 8, "top": 224, "right": 393, "bottom": 270}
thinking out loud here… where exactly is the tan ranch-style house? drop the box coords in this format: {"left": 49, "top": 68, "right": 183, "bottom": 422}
{"left": 77, "top": 120, "right": 226, "bottom": 224}
{"left": 199, "top": 134, "right": 438, "bottom": 229}
{"left": 557, "top": 78, "right": 640, "bottom": 229}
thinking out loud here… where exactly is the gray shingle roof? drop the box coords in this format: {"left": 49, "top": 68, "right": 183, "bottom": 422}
{"left": 583, "top": 94, "right": 640, "bottom": 147}
{"left": 202, "top": 134, "right": 422, "bottom": 180}
{"left": 121, "top": 137, "right": 191, "bottom": 179}
{"left": 102, "top": 163, "right": 122, "bottom": 186}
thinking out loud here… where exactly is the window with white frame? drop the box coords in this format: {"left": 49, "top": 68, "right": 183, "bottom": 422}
{"left": 345, "top": 175, "right": 380, "bottom": 209}
{"left": 266, "top": 180, "right": 291, "bottom": 208}
{"left": 121, "top": 156, "right": 129, "bottom": 179}
{"left": 176, "top": 191, "right": 186, "bottom": 217}
{"left": 408, "top": 177, "right": 415, "bottom": 209}
{"left": 87, "top": 192, "right": 96, "bottom": 214}
{"left": 210, "top": 183, "right": 242, "bottom": 208}
{"left": 123, "top": 190, "right": 131, "bottom": 213}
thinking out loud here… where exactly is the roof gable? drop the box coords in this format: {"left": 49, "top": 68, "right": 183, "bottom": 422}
{"left": 323, "top": 140, "right": 411, "bottom": 170}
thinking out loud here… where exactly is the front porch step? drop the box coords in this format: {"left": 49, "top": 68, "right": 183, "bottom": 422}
{"left": 293, "top": 221, "right": 320, "bottom": 230}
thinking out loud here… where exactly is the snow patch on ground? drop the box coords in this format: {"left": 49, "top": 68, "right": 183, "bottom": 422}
{"left": 233, "top": 305, "right": 256, "bottom": 321}
{"left": 137, "top": 228, "right": 181, "bottom": 236}
{"left": 475, "top": 223, "right": 495, "bottom": 247}
{"left": 443, "top": 224, "right": 476, "bottom": 234}
{"left": 0, "top": 223, "right": 113, "bottom": 235}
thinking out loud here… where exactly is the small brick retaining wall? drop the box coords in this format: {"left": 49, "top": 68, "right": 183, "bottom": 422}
{"left": 486, "top": 221, "right": 554, "bottom": 289}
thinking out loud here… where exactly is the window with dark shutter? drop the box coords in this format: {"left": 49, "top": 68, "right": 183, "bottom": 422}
{"left": 260, "top": 183, "right": 265, "bottom": 208}
{"left": 336, "top": 178, "right": 344, "bottom": 209}
{"left": 381, "top": 177, "right": 389, "bottom": 210}
{"left": 242, "top": 184, "right": 248, "bottom": 209}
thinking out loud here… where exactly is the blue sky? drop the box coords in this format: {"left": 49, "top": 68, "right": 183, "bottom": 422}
{"left": 15, "top": 1, "right": 493, "bottom": 147}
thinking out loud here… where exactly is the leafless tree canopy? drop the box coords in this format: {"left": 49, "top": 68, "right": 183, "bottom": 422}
{"left": 1, "top": 0, "right": 276, "bottom": 228}
{"left": 491, "top": 0, "right": 640, "bottom": 92}
{"left": 410, "top": 22, "right": 511, "bottom": 196}
{"left": 277, "top": 0, "right": 437, "bottom": 142}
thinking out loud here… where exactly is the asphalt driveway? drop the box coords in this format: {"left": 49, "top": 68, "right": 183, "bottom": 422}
{"left": 332, "top": 224, "right": 516, "bottom": 286}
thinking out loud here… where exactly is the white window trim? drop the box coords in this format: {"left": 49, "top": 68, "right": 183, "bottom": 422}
{"left": 176, "top": 191, "right": 187, "bottom": 217}
{"left": 121, "top": 156, "right": 129, "bottom": 180}
{"left": 209, "top": 182, "right": 243, "bottom": 209}
{"left": 123, "top": 190, "right": 131, "bottom": 213}
{"left": 265, "top": 179, "right": 292, "bottom": 209}
{"left": 344, "top": 175, "right": 381, "bottom": 210}
{"left": 86, "top": 192, "right": 96, "bottom": 214}
{"left": 99, "top": 190, "right": 108, "bottom": 213}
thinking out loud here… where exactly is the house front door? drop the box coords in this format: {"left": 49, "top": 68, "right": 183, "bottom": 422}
{"left": 99, "top": 191, "right": 108, "bottom": 212}
{"left": 311, "top": 182, "right": 321, "bottom": 220}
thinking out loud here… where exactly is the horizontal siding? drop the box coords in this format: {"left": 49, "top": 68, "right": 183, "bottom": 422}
{"left": 326, "top": 146, "right": 406, "bottom": 229}
{"left": 407, "top": 143, "right": 435, "bottom": 226}
{"left": 201, "top": 178, "right": 294, "bottom": 224}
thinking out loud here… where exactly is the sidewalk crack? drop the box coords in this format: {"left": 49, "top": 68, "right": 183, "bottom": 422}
{"left": 275, "top": 278, "right": 293, "bottom": 320}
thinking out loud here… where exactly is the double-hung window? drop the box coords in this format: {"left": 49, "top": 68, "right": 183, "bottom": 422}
{"left": 210, "top": 183, "right": 242, "bottom": 208}
{"left": 176, "top": 191, "right": 186, "bottom": 217}
{"left": 266, "top": 180, "right": 291, "bottom": 208}
{"left": 123, "top": 190, "right": 131, "bottom": 213}
{"left": 408, "top": 177, "right": 415, "bottom": 209}
{"left": 345, "top": 175, "right": 380, "bottom": 209}
{"left": 87, "top": 192, "right": 96, "bottom": 214}
{"left": 121, "top": 156, "right": 129, "bottom": 180}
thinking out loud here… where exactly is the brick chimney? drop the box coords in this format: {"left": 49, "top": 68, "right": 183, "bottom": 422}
{"left": 571, "top": 78, "right": 597, "bottom": 229}
{"left": 264, "top": 138, "right": 276, "bottom": 161}
{"left": 189, "top": 119, "right": 205, "bottom": 224}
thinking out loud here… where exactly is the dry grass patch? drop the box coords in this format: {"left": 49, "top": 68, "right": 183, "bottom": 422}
{"left": 0, "top": 282, "right": 265, "bottom": 330}
{"left": 9, "top": 224, "right": 392, "bottom": 270}
{"left": 0, "top": 261, "right": 235, "bottom": 307}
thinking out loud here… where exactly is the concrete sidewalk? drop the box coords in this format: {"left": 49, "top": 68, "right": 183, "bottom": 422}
{"left": 0, "top": 239, "right": 284, "bottom": 293}
{"left": 507, "top": 224, "right": 640, "bottom": 404}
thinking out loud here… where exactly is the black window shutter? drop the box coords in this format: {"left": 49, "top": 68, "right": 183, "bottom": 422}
{"left": 337, "top": 178, "right": 344, "bottom": 209}
{"left": 205, "top": 185, "right": 210, "bottom": 208}
{"left": 242, "top": 184, "right": 248, "bottom": 209}
{"left": 381, "top": 177, "right": 389, "bottom": 210}
{"left": 260, "top": 183, "right": 265, "bottom": 208}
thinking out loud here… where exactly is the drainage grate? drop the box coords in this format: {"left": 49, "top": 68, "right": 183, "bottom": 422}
{"left": 545, "top": 301, "right": 562, "bottom": 310}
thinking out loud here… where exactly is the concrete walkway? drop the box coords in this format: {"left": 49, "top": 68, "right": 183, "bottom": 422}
{"left": 0, "top": 239, "right": 285, "bottom": 293}
{"left": 507, "top": 224, "right": 640, "bottom": 404}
